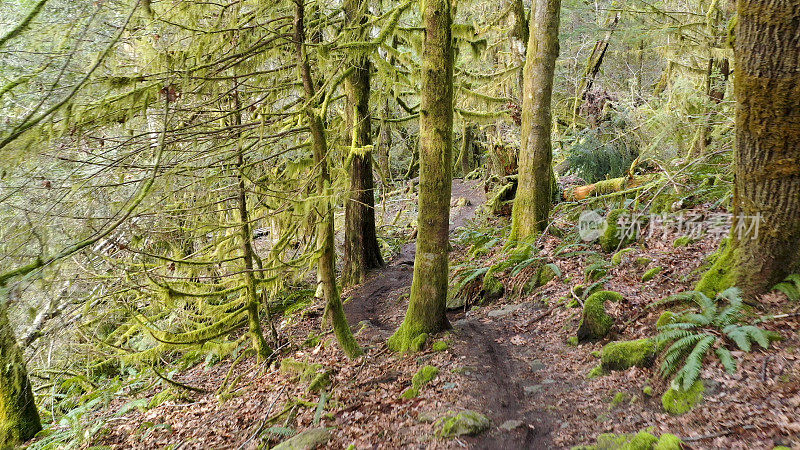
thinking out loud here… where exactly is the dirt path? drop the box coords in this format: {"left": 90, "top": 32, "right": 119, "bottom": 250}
{"left": 344, "top": 178, "right": 554, "bottom": 448}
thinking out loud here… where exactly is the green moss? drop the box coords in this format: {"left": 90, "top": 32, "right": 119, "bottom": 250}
{"left": 587, "top": 365, "right": 605, "bottom": 379}
{"left": 410, "top": 332, "right": 429, "bottom": 352}
{"left": 600, "top": 339, "right": 656, "bottom": 371}
{"left": 626, "top": 431, "right": 659, "bottom": 449}
{"left": 641, "top": 266, "right": 661, "bottom": 282}
{"left": 661, "top": 380, "right": 704, "bottom": 415}
{"left": 695, "top": 241, "right": 735, "bottom": 297}
{"left": 585, "top": 261, "right": 609, "bottom": 282}
{"left": 642, "top": 386, "right": 654, "bottom": 397}
{"left": 656, "top": 311, "right": 678, "bottom": 328}
{"left": 653, "top": 433, "right": 682, "bottom": 450}
{"left": 400, "top": 387, "right": 420, "bottom": 399}
{"left": 412, "top": 365, "right": 439, "bottom": 389}
{"left": 538, "top": 263, "right": 560, "bottom": 286}
{"left": 577, "top": 291, "right": 621, "bottom": 342}
{"left": 577, "top": 430, "right": 658, "bottom": 450}
{"left": 280, "top": 358, "right": 330, "bottom": 392}
{"left": 672, "top": 236, "right": 695, "bottom": 247}
{"left": 482, "top": 272, "right": 504, "bottom": 301}
{"left": 432, "top": 340, "right": 449, "bottom": 352}
{"left": 634, "top": 257, "right": 652, "bottom": 267}
{"left": 600, "top": 209, "right": 636, "bottom": 253}
{"left": 610, "top": 391, "right": 628, "bottom": 407}
{"left": 272, "top": 427, "right": 331, "bottom": 450}
{"left": 434, "top": 410, "right": 490, "bottom": 438}
{"left": 611, "top": 248, "right": 635, "bottom": 266}
{"left": 567, "top": 336, "right": 579, "bottom": 346}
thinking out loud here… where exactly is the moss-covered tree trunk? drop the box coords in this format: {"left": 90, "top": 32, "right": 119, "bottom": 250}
{"left": 510, "top": 0, "right": 561, "bottom": 241}
{"left": 294, "top": 0, "right": 362, "bottom": 358}
{"left": 342, "top": 0, "right": 384, "bottom": 287}
{"left": 697, "top": 0, "right": 800, "bottom": 298}
{"left": 388, "top": 0, "right": 453, "bottom": 351}
{"left": 0, "top": 303, "right": 42, "bottom": 447}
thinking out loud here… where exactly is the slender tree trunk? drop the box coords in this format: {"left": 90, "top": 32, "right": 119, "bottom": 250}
{"left": 509, "top": 0, "right": 529, "bottom": 96}
{"left": 233, "top": 110, "right": 272, "bottom": 359}
{"left": 293, "top": 0, "right": 362, "bottom": 358}
{"left": 510, "top": 0, "right": 561, "bottom": 241}
{"left": 697, "top": 0, "right": 800, "bottom": 298}
{"left": 0, "top": 303, "right": 42, "bottom": 447}
{"left": 388, "top": 0, "right": 453, "bottom": 351}
{"left": 342, "top": 0, "right": 384, "bottom": 287}
{"left": 457, "top": 123, "right": 475, "bottom": 177}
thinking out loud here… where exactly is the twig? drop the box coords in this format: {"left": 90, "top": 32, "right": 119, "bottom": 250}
{"left": 761, "top": 355, "right": 773, "bottom": 382}
{"left": 526, "top": 304, "right": 558, "bottom": 326}
{"left": 682, "top": 424, "right": 756, "bottom": 442}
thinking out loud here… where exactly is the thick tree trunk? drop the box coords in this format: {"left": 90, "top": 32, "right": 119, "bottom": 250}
{"left": 510, "top": 0, "right": 561, "bottom": 241}
{"left": 0, "top": 303, "right": 42, "bottom": 447}
{"left": 697, "top": 0, "right": 800, "bottom": 298}
{"left": 342, "top": 0, "right": 384, "bottom": 287}
{"left": 294, "top": 0, "right": 362, "bottom": 358}
{"left": 388, "top": 0, "right": 453, "bottom": 351}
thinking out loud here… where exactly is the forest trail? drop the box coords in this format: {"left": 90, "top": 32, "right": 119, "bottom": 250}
{"left": 344, "top": 178, "right": 554, "bottom": 448}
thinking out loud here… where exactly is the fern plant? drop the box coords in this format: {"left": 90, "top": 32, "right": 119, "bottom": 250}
{"left": 656, "top": 288, "right": 780, "bottom": 391}
{"left": 773, "top": 274, "right": 800, "bottom": 301}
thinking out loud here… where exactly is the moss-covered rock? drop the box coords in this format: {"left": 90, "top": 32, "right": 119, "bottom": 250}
{"left": 434, "top": 410, "right": 490, "bottom": 438}
{"left": 662, "top": 380, "right": 704, "bottom": 415}
{"left": 611, "top": 248, "right": 635, "bottom": 266}
{"left": 641, "top": 266, "right": 662, "bottom": 282}
{"left": 653, "top": 433, "right": 682, "bottom": 450}
{"left": 642, "top": 386, "right": 654, "bottom": 397}
{"left": 600, "top": 209, "right": 637, "bottom": 253}
{"left": 577, "top": 291, "right": 621, "bottom": 342}
{"left": 272, "top": 427, "right": 331, "bottom": 450}
{"left": 655, "top": 311, "right": 678, "bottom": 328}
{"left": 567, "top": 336, "right": 579, "bottom": 347}
{"left": 600, "top": 339, "right": 656, "bottom": 371}
{"left": 482, "top": 272, "right": 505, "bottom": 301}
{"left": 432, "top": 340, "right": 449, "bottom": 352}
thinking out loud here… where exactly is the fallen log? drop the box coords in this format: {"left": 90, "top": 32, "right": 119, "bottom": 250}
{"left": 563, "top": 174, "right": 655, "bottom": 201}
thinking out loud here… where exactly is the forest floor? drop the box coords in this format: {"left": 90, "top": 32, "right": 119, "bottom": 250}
{"left": 86, "top": 179, "right": 800, "bottom": 449}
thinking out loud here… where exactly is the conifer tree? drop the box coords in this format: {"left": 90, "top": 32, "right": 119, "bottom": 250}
{"left": 342, "top": 0, "right": 384, "bottom": 287}
{"left": 388, "top": 0, "right": 453, "bottom": 351}
{"left": 510, "top": 0, "right": 561, "bottom": 241}
{"left": 697, "top": 0, "right": 800, "bottom": 298}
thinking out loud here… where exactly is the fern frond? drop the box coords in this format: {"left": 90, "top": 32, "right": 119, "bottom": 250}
{"left": 714, "top": 291, "right": 742, "bottom": 327}
{"left": 724, "top": 326, "right": 752, "bottom": 352}
{"left": 715, "top": 347, "right": 737, "bottom": 374}
{"left": 655, "top": 329, "right": 693, "bottom": 344}
{"left": 773, "top": 282, "right": 800, "bottom": 301}
{"left": 693, "top": 291, "right": 716, "bottom": 321}
{"left": 676, "top": 335, "right": 715, "bottom": 390}
{"left": 741, "top": 325, "right": 770, "bottom": 349}
{"left": 683, "top": 313, "right": 712, "bottom": 326}
{"left": 657, "top": 321, "right": 699, "bottom": 331}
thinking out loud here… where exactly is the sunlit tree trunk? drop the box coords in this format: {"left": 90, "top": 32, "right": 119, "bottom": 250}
{"left": 697, "top": 0, "right": 800, "bottom": 298}
{"left": 0, "top": 303, "right": 42, "bottom": 447}
{"left": 388, "top": 0, "right": 453, "bottom": 351}
{"left": 510, "top": 0, "right": 561, "bottom": 241}
{"left": 342, "top": 0, "right": 384, "bottom": 287}
{"left": 573, "top": 2, "right": 619, "bottom": 117}
{"left": 293, "top": 0, "right": 362, "bottom": 358}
